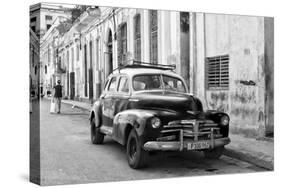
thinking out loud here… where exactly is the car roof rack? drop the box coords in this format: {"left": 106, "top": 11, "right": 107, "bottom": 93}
{"left": 113, "top": 59, "right": 176, "bottom": 72}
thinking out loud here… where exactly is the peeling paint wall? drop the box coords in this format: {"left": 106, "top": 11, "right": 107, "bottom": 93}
{"left": 264, "top": 17, "right": 274, "bottom": 136}
{"left": 191, "top": 13, "right": 273, "bottom": 137}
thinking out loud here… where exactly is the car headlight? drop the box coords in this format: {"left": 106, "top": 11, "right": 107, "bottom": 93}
{"left": 151, "top": 117, "right": 161, "bottom": 128}
{"left": 220, "top": 115, "right": 229, "bottom": 126}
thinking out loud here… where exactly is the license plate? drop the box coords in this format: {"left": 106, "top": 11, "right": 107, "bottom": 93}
{"left": 185, "top": 141, "right": 210, "bottom": 150}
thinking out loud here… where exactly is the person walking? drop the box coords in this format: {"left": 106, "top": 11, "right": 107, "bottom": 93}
{"left": 53, "top": 80, "right": 63, "bottom": 114}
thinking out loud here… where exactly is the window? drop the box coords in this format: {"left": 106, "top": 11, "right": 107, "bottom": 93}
{"left": 117, "top": 23, "right": 127, "bottom": 65}
{"left": 180, "top": 12, "right": 189, "bottom": 33}
{"left": 104, "top": 79, "right": 110, "bottom": 90}
{"left": 149, "top": 10, "right": 158, "bottom": 64}
{"left": 46, "top": 24, "right": 51, "bottom": 30}
{"left": 162, "top": 75, "right": 186, "bottom": 93}
{"left": 108, "top": 77, "right": 117, "bottom": 92}
{"left": 30, "top": 17, "right": 36, "bottom": 22}
{"left": 133, "top": 74, "right": 186, "bottom": 93}
{"left": 134, "top": 14, "right": 141, "bottom": 61}
{"left": 206, "top": 55, "right": 229, "bottom": 90}
{"left": 31, "top": 26, "right": 36, "bottom": 32}
{"left": 133, "top": 75, "right": 161, "bottom": 91}
{"left": 118, "top": 77, "right": 129, "bottom": 93}
{"left": 45, "top": 65, "right": 48, "bottom": 74}
{"left": 45, "top": 15, "right": 52, "bottom": 21}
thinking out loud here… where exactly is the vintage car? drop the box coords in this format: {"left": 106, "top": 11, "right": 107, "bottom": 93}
{"left": 89, "top": 60, "right": 230, "bottom": 169}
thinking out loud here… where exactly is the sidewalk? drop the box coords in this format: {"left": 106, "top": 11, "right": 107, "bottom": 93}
{"left": 224, "top": 134, "right": 274, "bottom": 170}
{"left": 52, "top": 98, "right": 274, "bottom": 170}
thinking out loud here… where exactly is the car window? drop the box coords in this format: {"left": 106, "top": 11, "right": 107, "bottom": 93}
{"left": 133, "top": 75, "right": 161, "bottom": 91}
{"left": 104, "top": 78, "right": 110, "bottom": 90}
{"left": 118, "top": 76, "right": 129, "bottom": 93}
{"left": 108, "top": 77, "right": 117, "bottom": 92}
{"left": 162, "top": 75, "right": 186, "bottom": 93}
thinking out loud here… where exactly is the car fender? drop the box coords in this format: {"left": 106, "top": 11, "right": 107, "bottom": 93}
{"left": 113, "top": 109, "right": 157, "bottom": 145}
{"left": 90, "top": 100, "right": 102, "bottom": 128}
{"left": 205, "top": 110, "right": 230, "bottom": 137}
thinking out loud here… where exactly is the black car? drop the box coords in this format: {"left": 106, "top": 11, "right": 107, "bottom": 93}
{"left": 90, "top": 60, "right": 230, "bottom": 169}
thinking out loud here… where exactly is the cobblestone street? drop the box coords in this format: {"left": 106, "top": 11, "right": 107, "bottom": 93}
{"left": 34, "top": 99, "right": 267, "bottom": 186}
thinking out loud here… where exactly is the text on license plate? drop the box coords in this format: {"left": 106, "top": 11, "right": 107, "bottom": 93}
{"left": 185, "top": 141, "right": 210, "bottom": 150}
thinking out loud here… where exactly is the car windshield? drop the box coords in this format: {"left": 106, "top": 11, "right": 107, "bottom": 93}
{"left": 133, "top": 74, "right": 186, "bottom": 93}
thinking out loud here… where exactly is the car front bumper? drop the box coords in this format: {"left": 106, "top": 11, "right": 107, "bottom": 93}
{"left": 143, "top": 137, "right": 230, "bottom": 151}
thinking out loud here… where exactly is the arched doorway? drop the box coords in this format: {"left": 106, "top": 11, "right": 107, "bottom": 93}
{"left": 105, "top": 29, "right": 113, "bottom": 77}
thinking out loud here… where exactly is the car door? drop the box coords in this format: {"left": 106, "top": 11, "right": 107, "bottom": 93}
{"left": 113, "top": 75, "right": 131, "bottom": 140}
{"left": 115, "top": 75, "right": 130, "bottom": 114}
{"left": 102, "top": 76, "right": 117, "bottom": 127}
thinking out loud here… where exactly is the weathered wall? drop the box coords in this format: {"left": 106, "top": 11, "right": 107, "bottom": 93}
{"left": 264, "top": 17, "right": 274, "bottom": 136}
{"left": 192, "top": 13, "right": 269, "bottom": 137}
{"left": 75, "top": 8, "right": 183, "bottom": 100}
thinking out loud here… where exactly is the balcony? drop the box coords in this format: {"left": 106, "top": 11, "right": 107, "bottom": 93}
{"left": 73, "top": 7, "right": 101, "bottom": 32}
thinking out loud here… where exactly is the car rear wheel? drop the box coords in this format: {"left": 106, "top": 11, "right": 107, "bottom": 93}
{"left": 126, "top": 129, "right": 148, "bottom": 169}
{"left": 203, "top": 146, "right": 224, "bottom": 159}
{"left": 90, "top": 118, "right": 104, "bottom": 144}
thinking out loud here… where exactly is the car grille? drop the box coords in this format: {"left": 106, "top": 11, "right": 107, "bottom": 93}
{"left": 158, "top": 119, "right": 222, "bottom": 141}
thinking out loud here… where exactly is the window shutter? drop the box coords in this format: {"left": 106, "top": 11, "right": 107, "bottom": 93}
{"left": 117, "top": 25, "right": 122, "bottom": 66}
{"left": 150, "top": 10, "right": 158, "bottom": 64}
{"left": 134, "top": 14, "right": 141, "bottom": 61}
{"left": 117, "top": 23, "right": 127, "bottom": 66}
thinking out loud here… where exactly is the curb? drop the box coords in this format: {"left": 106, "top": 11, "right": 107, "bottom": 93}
{"left": 223, "top": 148, "right": 274, "bottom": 170}
{"left": 61, "top": 101, "right": 91, "bottom": 112}
{"left": 46, "top": 98, "right": 91, "bottom": 112}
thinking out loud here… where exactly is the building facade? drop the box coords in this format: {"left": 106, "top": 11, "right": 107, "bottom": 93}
{"left": 39, "top": 6, "right": 274, "bottom": 138}
{"left": 30, "top": 3, "right": 71, "bottom": 38}
{"left": 190, "top": 13, "right": 274, "bottom": 137}
{"left": 30, "top": 29, "right": 40, "bottom": 97}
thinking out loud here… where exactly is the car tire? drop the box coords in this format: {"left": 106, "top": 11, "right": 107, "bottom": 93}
{"left": 203, "top": 146, "right": 224, "bottom": 159}
{"left": 126, "top": 129, "right": 148, "bottom": 169}
{"left": 90, "top": 118, "right": 104, "bottom": 144}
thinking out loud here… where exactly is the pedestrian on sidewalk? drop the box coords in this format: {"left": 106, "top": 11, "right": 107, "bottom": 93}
{"left": 53, "top": 80, "right": 63, "bottom": 114}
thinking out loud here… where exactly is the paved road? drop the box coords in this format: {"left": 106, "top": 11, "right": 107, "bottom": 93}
{"left": 38, "top": 99, "right": 266, "bottom": 186}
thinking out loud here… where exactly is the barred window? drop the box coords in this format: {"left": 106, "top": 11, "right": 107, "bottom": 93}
{"left": 134, "top": 14, "right": 141, "bottom": 61}
{"left": 117, "top": 23, "right": 127, "bottom": 65}
{"left": 206, "top": 55, "right": 229, "bottom": 90}
{"left": 149, "top": 10, "right": 158, "bottom": 64}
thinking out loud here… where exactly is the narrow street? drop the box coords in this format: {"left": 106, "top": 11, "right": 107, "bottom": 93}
{"left": 37, "top": 99, "right": 267, "bottom": 186}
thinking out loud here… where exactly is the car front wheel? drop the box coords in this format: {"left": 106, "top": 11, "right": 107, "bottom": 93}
{"left": 203, "top": 146, "right": 224, "bottom": 159}
{"left": 126, "top": 129, "right": 148, "bottom": 169}
{"left": 90, "top": 118, "right": 104, "bottom": 144}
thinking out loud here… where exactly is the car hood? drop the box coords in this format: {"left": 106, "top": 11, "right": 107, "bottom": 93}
{"left": 130, "top": 90, "right": 200, "bottom": 112}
